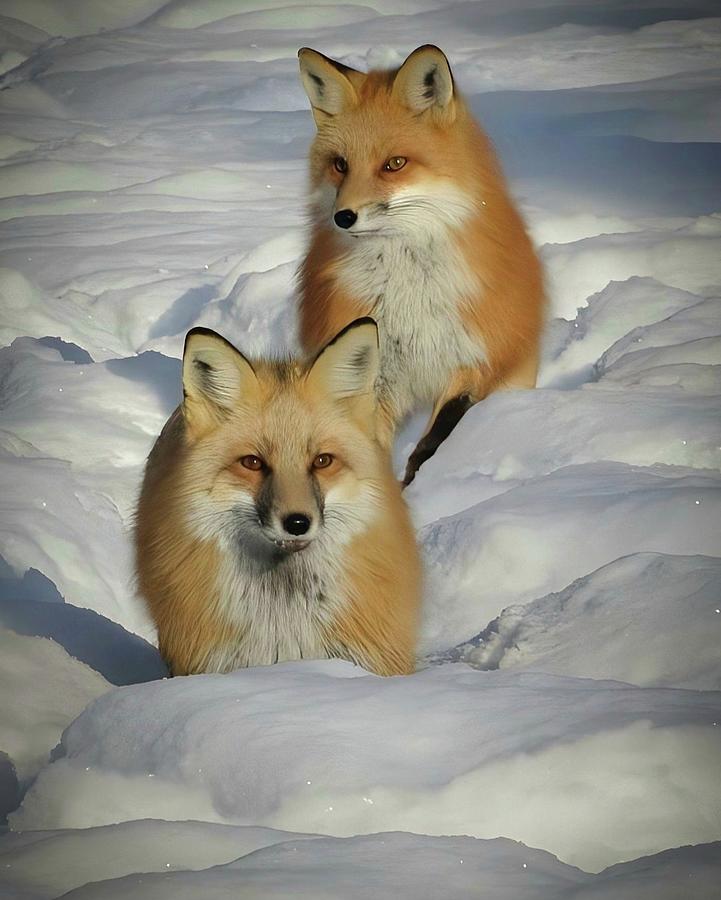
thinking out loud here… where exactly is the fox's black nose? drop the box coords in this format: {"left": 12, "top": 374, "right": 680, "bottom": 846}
{"left": 283, "top": 513, "right": 311, "bottom": 536}
{"left": 334, "top": 209, "right": 357, "bottom": 229}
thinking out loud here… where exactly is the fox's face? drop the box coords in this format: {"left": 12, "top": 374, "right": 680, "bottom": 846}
{"left": 299, "top": 45, "right": 478, "bottom": 240}
{"left": 180, "top": 319, "right": 383, "bottom": 563}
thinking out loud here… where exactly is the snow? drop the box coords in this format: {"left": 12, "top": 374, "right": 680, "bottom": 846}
{"left": 418, "top": 465, "right": 721, "bottom": 648}
{"left": 0, "top": 559, "right": 167, "bottom": 687}
{"left": 1, "top": 0, "right": 720, "bottom": 896}
{"left": 3, "top": 826, "right": 721, "bottom": 900}
{"left": 0, "top": 820, "right": 320, "bottom": 900}
{"left": 0, "top": 629, "right": 109, "bottom": 790}
{"left": 11, "top": 660, "right": 721, "bottom": 875}
{"left": 55, "top": 837, "right": 721, "bottom": 900}
{"left": 446, "top": 553, "right": 721, "bottom": 690}
{"left": 0, "top": 825, "right": 645, "bottom": 898}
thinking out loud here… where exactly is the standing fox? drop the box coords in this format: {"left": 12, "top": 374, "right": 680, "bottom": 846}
{"left": 135, "top": 318, "right": 420, "bottom": 677}
{"left": 298, "top": 45, "right": 545, "bottom": 484}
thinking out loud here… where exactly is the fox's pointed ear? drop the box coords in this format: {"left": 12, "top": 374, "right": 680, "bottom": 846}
{"left": 298, "top": 48, "right": 360, "bottom": 125}
{"left": 307, "top": 318, "right": 379, "bottom": 411}
{"left": 392, "top": 45, "right": 455, "bottom": 120}
{"left": 182, "top": 328, "right": 257, "bottom": 432}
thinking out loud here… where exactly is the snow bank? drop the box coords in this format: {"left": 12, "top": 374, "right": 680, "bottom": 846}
{"left": 0, "top": 560, "right": 166, "bottom": 686}
{"left": 0, "top": 1, "right": 169, "bottom": 38}
{"left": 447, "top": 553, "right": 721, "bottom": 690}
{"left": 408, "top": 260, "right": 721, "bottom": 645}
{"left": 407, "top": 388, "right": 721, "bottom": 526}
{"left": 540, "top": 276, "right": 707, "bottom": 388}
{"left": 0, "top": 819, "right": 318, "bottom": 900}
{"left": 418, "top": 464, "right": 721, "bottom": 649}
{"left": 0, "top": 628, "right": 108, "bottom": 785}
{"left": 55, "top": 835, "right": 721, "bottom": 900}
{"left": 0, "top": 451, "right": 149, "bottom": 636}
{"left": 0, "top": 336, "right": 177, "bottom": 635}
{"left": 12, "top": 661, "right": 721, "bottom": 873}
{"left": 542, "top": 224, "right": 721, "bottom": 321}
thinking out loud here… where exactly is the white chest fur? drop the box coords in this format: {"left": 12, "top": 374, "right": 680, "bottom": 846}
{"left": 185, "top": 483, "right": 381, "bottom": 674}
{"left": 335, "top": 232, "right": 485, "bottom": 418}
{"left": 207, "top": 548, "right": 346, "bottom": 672}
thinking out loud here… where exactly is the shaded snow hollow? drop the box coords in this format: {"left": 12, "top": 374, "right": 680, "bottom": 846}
{"left": 0, "top": 0, "right": 720, "bottom": 898}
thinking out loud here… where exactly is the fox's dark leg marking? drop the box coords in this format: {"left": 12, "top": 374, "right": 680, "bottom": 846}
{"left": 402, "top": 393, "right": 473, "bottom": 487}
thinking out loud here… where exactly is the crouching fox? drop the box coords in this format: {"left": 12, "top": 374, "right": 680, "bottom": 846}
{"left": 297, "top": 45, "right": 545, "bottom": 484}
{"left": 135, "top": 318, "right": 420, "bottom": 676}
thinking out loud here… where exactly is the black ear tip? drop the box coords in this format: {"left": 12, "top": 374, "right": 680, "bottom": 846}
{"left": 184, "top": 326, "right": 219, "bottom": 351}
{"left": 313, "top": 317, "right": 379, "bottom": 364}
{"left": 183, "top": 327, "right": 249, "bottom": 364}
{"left": 186, "top": 326, "right": 220, "bottom": 339}
{"left": 410, "top": 44, "right": 450, "bottom": 68}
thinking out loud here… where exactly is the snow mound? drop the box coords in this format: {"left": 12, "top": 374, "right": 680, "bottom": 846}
{"left": 11, "top": 661, "right": 721, "bottom": 872}
{"left": 542, "top": 223, "right": 721, "bottom": 321}
{"left": 55, "top": 835, "right": 721, "bottom": 900}
{"left": 0, "top": 819, "right": 318, "bottom": 900}
{"left": 0, "top": 452, "right": 149, "bottom": 636}
{"left": 597, "top": 295, "right": 721, "bottom": 374}
{"left": 541, "top": 276, "right": 705, "bottom": 388}
{"left": 0, "top": 628, "right": 109, "bottom": 785}
{"left": 597, "top": 334, "right": 721, "bottom": 390}
{"left": 449, "top": 553, "right": 721, "bottom": 690}
{"left": 0, "top": 1, "right": 169, "bottom": 39}
{"left": 418, "top": 463, "right": 721, "bottom": 648}
{"left": 406, "top": 389, "right": 721, "bottom": 526}
{"left": 0, "top": 563, "right": 166, "bottom": 686}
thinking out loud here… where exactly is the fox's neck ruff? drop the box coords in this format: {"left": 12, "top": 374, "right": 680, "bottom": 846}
{"left": 205, "top": 542, "right": 346, "bottom": 671}
{"left": 333, "top": 214, "right": 487, "bottom": 418}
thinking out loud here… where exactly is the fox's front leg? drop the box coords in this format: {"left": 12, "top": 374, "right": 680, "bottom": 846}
{"left": 402, "top": 392, "right": 475, "bottom": 487}
{"left": 401, "top": 366, "right": 487, "bottom": 486}
{"left": 402, "top": 351, "right": 541, "bottom": 486}
{"left": 402, "top": 355, "right": 504, "bottom": 485}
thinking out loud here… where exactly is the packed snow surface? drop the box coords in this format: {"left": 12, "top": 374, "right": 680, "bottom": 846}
{"left": 12, "top": 660, "right": 721, "bottom": 875}
{"left": 1, "top": 0, "right": 720, "bottom": 897}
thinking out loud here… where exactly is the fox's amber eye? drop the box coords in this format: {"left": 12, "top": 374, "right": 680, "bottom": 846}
{"left": 333, "top": 156, "right": 348, "bottom": 174}
{"left": 312, "top": 453, "right": 333, "bottom": 469}
{"left": 240, "top": 455, "right": 264, "bottom": 471}
{"left": 384, "top": 156, "right": 407, "bottom": 172}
